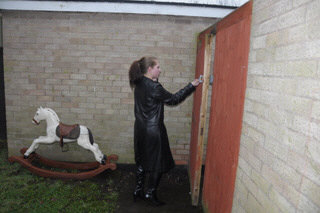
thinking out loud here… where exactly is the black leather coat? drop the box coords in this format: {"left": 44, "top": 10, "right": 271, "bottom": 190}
{"left": 134, "top": 76, "right": 195, "bottom": 173}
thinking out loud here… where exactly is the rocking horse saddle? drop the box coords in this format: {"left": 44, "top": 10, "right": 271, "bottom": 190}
{"left": 56, "top": 123, "right": 80, "bottom": 147}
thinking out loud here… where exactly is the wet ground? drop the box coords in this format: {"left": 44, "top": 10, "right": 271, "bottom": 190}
{"left": 100, "top": 164, "right": 203, "bottom": 213}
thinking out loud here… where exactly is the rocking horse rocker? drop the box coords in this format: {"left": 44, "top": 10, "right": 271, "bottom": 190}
{"left": 8, "top": 107, "right": 118, "bottom": 180}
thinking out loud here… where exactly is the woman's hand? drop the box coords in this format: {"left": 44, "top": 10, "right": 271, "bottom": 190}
{"left": 191, "top": 79, "right": 201, "bottom": 87}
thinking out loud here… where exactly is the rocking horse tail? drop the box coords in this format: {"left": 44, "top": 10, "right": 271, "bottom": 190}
{"left": 87, "top": 128, "right": 94, "bottom": 145}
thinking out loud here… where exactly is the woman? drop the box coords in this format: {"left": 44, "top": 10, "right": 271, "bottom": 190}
{"left": 128, "top": 56, "right": 200, "bottom": 206}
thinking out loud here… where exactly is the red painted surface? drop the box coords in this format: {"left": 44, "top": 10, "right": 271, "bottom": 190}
{"left": 8, "top": 148, "right": 118, "bottom": 180}
{"left": 189, "top": 31, "right": 206, "bottom": 203}
{"left": 202, "top": 1, "right": 252, "bottom": 213}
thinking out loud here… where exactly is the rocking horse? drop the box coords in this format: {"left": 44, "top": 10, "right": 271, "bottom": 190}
{"left": 8, "top": 107, "right": 118, "bottom": 180}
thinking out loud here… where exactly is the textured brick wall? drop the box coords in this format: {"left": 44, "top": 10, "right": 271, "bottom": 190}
{"left": 232, "top": 0, "right": 320, "bottom": 212}
{"left": 3, "top": 11, "right": 216, "bottom": 163}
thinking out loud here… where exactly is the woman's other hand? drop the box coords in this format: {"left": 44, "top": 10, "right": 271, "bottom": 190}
{"left": 191, "top": 79, "right": 201, "bottom": 87}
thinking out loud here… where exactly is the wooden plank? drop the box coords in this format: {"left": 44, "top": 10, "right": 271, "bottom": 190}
{"left": 202, "top": 1, "right": 253, "bottom": 212}
{"left": 8, "top": 148, "right": 118, "bottom": 180}
{"left": 8, "top": 155, "right": 117, "bottom": 180}
{"left": 189, "top": 32, "right": 205, "bottom": 206}
{"left": 189, "top": 32, "right": 213, "bottom": 206}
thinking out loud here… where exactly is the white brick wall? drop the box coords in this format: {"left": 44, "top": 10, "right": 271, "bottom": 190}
{"left": 232, "top": 0, "right": 320, "bottom": 212}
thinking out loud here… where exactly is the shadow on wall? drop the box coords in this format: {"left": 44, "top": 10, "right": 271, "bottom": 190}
{"left": 0, "top": 17, "right": 7, "bottom": 144}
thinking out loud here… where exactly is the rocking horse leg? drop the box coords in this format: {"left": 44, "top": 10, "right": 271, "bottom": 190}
{"left": 77, "top": 137, "right": 105, "bottom": 165}
{"left": 24, "top": 136, "right": 56, "bottom": 158}
{"left": 25, "top": 138, "right": 40, "bottom": 158}
{"left": 34, "top": 143, "right": 40, "bottom": 150}
{"left": 93, "top": 143, "right": 107, "bottom": 163}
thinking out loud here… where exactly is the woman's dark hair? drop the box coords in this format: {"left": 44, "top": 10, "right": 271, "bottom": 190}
{"left": 129, "top": 56, "right": 157, "bottom": 89}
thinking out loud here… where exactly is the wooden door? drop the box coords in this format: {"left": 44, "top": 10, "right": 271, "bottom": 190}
{"left": 202, "top": 1, "right": 253, "bottom": 212}
{"left": 189, "top": 27, "right": 214, "bottom": 206}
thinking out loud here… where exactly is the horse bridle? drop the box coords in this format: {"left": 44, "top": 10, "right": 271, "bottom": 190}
{"left": 32, "top": 118, "right": 40, "bottom": 125}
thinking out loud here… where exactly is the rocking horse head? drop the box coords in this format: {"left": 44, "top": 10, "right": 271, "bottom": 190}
{"left": 32, "top": 106, "right": 60, "bottom": 125}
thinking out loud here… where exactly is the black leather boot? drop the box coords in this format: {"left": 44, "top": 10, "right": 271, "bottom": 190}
{"left": 145, "top": 188, "right": 165, "bottom": 206}
{"left": 145, "top": 172, "right": 165, "bottom": 206}
{"left": 133, "top": 165, "right": 145, "bottom": 202}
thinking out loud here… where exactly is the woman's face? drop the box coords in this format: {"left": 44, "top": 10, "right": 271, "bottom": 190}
{"left": 148, "top": 61, "right": 161, "bottom": 81}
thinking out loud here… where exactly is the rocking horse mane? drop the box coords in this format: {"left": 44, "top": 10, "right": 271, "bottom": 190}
{"left": 44, "top": 107, "right": 60, "bottom": 123}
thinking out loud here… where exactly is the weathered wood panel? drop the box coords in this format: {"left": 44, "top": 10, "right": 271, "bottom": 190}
{"left": 189, "top": 27, "right": 213, "bottom": 206}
